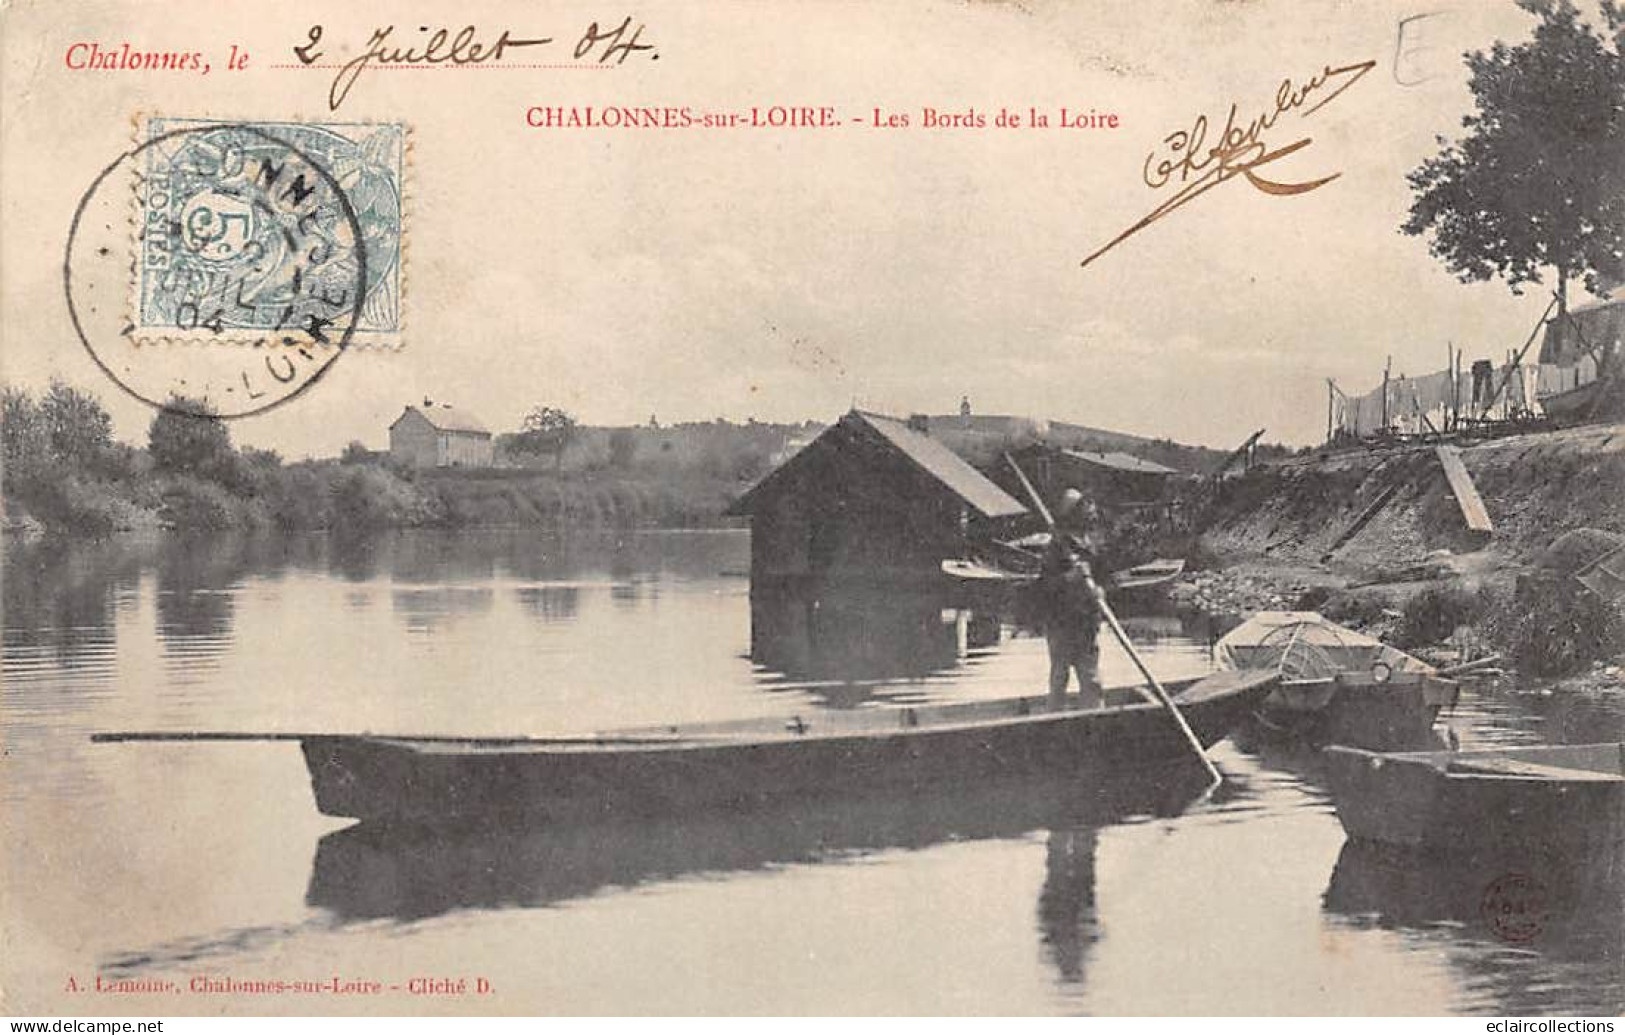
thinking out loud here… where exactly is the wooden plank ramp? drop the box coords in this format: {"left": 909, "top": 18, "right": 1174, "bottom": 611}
{"left": 1435, "top": 445, "right": 1493, "bottom": 534}
{"left": 1320, "top": 480, "right": 1403, "bottom": 562}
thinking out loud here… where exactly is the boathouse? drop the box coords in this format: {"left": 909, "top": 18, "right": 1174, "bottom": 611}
{"left": 727, "top": 410, "right": 1028, "bottom": 588}
{"left": 388, "top": 401, "right": 495, "bottom": 468}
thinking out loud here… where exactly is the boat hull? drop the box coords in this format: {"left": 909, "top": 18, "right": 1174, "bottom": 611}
{"left": 1323, "top": 743, "right": 1625, "bottom": 854}
{"left": 302, "top": 671, "right": 1272, "bottom": 827}
{"left": 1259, "top": 672, "right": 1457, "bottom": 750}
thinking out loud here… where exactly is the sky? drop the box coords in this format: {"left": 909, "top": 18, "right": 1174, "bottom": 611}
{"left": 0, "top": 0, "right": 1587, "bottom": 455}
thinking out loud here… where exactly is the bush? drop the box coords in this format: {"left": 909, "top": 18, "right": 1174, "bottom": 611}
{"left": 1392, "top": 584, "right": 1489, "bottom": 650}
{"left": 157, "top": 477, "right": 239, "bottom": 531}
{"left": 329, "top": 467, "right": 428, "bottom": 529}
{"left": 22, "top": 473, "right": 135, "bottom": 536}
{"left": 1321, "top": 591, "right": 1390, "bottom": 630}
{"left": 1496, "top": 575, "right": 1625, "bottom": 677}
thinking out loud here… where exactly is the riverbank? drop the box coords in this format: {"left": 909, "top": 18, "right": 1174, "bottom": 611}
{"left": 1175, "top": 424, "right": 1625, "bottom": 692}
{"left": 2, "top": 464, "right": 748, "bottom": 537}
{"left": 1, "top": 381, "right": 763, "bottom": 537}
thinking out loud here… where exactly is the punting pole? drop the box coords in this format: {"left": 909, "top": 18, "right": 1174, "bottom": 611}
{"left": 89, "top": 730, "right": 716, "bottom": 747}
{"left": 1003, "top": 454, "right": 1222, "bottom": 786}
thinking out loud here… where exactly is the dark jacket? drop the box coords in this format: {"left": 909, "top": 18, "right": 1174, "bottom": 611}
{"left": 1032, "top": 536, "right": 1100, "bottom": 643}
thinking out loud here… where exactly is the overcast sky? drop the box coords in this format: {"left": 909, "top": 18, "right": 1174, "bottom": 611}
{"left": 1, "top": 0, "right": 1582, "bottom": 454}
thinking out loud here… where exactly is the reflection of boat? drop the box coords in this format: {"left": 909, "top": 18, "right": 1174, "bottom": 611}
{"left": 1216, "top": 612, "right": 1457, "bottom": 749}
{"left": 301, "top": 669, "right": 1276, "bottom": 826}
{"left": 1324, "top": 840, "right": 1625, "bottom": 958}
{"left": 307, "top": 765, "right": 1213, "bottom": 923}
{"left": 1323, "top": 742, "right": 1625, "bottom": 854}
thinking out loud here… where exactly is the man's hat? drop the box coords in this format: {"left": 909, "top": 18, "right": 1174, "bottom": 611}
{"left": 1055, "top": 488, "right": 1084, "bottom": 517}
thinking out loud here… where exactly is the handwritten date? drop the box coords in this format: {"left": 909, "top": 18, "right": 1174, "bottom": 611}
{"left": 295, "top": 18, "right": 657, "bottom": 111}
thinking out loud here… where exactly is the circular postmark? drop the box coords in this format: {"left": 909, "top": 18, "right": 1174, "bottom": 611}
{"left": 1480, "top": 871, "right": 1548, "bottom": 944}
{"left": 64, "top": 121, "right": 369, "bottom": 418}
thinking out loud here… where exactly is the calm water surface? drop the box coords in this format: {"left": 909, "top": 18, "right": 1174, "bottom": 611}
{"left": 3, "top": 530, "right": 1621, "bottom": 1015}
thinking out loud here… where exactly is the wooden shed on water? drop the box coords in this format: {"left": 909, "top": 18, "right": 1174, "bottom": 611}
{"left": 726, "top": 410, "right": 1028, "bottom": 590}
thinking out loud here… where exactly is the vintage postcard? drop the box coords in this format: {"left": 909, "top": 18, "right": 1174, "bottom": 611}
{"left": 2, "top": 0, "right": 1622, "bottom": 1019}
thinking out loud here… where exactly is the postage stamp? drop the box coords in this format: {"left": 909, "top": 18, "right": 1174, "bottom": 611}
{"left": 130, "top": 115, "right": 406, "bottom": 347}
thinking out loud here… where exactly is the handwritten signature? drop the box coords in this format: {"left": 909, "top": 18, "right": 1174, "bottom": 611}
{"left": 1080, "top": 58, "right": 1376, "bottom": 269}
{"left": 295, "top": 18, "right": 656, "bottom": 112}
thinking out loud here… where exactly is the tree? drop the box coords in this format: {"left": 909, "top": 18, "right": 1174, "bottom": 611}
{"left": 1, "top": 385, "right": 48, "bottom": 483}
{"left": 512, "top": 406, "right": 579, "bottom": 471}
{"left": 1402, "top": 0, "right": 1625, "bottom": 352}
{"left": 149, "top": 396, "right": 235, "bottom": 482}
{"left": 608, "top": 428, "right": 637, "bottom": 469}
{"left": 340, "top": 440, "right": 372, "bottom": 465}
{"left": 40, "top": 380, "right": 113, "bottom": 469}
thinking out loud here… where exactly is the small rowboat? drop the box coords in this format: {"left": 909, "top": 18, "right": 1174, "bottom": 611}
{"left": 1322, "top": 742, "right": 1625, "bottom": 854}
{"left": 940, "top": 558, "right": 1035, "bottom": 583}
{"left": 1110, "top": 558, "right": 1186, "bottom": 593}
{"left": 1216, "top": 611, "right": 1458, "bottom": 749}
{"left": 286, "top": 669, "right": 1275, "bottom": 826}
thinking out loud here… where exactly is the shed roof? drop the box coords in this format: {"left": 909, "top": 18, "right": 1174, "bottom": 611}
{"left": 1059, "top": 449, "right": 1177, "bottom": 476}
{"left": 728, "top": 410, "right": 1027, "bottom": 519}
{"left": 391, "top": 404, "right": 491, "bottom": 436}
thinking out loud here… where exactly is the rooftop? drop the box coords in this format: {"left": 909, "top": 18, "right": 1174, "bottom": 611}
{"left": 392, "top": 403, "right": 491, "bottom": 436}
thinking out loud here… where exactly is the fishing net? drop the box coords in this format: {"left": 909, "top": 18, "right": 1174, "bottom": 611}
{"left": 1250, "top": 620, "right": 1364, "bottom": 680}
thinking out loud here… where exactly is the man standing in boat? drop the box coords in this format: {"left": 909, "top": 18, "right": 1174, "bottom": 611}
{"left": 1036, "top": 490, "right": 1104, "bottom": 710}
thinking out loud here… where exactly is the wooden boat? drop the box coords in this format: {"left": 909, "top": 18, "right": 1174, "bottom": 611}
{"left": 1537, "top": 376, "right": 1609, "bottom": 425}
{"left": 940, "top": 558, "right": 1034, "bottom": 583}
{"left": 295, "top": 669, "right": 1276, "bottom": 827}
{"left": 1322, "top": 742, "right": 1625, "bottom": 854}
{"left": 1215, "top": 611, "right": 1458, "bottom": 749}
{"left": 1110, "top": 558, "right": 1186, "bottom": 592}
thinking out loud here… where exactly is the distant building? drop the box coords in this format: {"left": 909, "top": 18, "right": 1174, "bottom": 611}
{"left": 727, "top": 410, "right": 1028, "bottom": 589}
{"left": 1008, "top": 444, "right": 1177, "bottom": 508}
{"left": 388, "top": 401, "right": 494, "bottom": 468}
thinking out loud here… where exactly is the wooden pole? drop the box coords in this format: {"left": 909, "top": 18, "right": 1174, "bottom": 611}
{"left": 1326, "top": 379, "right": 1335, "bottom": 445}
{"left": 1480, "top": 294, "right": 1560, "bottom": 419}
{"left": 1004, "top": 453, "right": 1221, "bottom": 785}
{"left": 1381, "top": 356, "right": 1391, "bottom": 433}
{"left": 1449, "top": 342, "right": 1462, "bottom": 432}
{"left": 90, "top": 730, "right": 723, "bottom": 746}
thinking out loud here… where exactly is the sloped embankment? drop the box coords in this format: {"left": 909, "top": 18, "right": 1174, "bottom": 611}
{"left": 1199, "top": 423, "right": 1625, "bottom": 570}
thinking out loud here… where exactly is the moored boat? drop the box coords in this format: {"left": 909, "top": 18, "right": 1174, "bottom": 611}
{"left": 1110, "top": 558, "right": 1186, "bottom": 593}
{"left": 299, "top": 668, "right": 1276, "bottom": 827}
{"left": 1322, "top": 742, "right": 1625, "bottom": 854}
{"left": 1215, "top": 611, "right": 1458, "bottom": 749}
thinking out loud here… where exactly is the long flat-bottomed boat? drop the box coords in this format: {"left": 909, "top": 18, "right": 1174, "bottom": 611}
{"left": 287, "top": 668, "right": 1274, "bottom": 826}
{"left": 1323, "top": 741, "right": 1625, "bottom": 854}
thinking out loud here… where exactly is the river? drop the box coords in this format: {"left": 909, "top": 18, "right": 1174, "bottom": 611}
{"left": 2, "top": 529, "right": 1620, "bottom": 1015}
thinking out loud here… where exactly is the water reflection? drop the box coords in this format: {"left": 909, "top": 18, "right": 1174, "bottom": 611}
{"left": 1038, "top": 827, "right": 1101, "bottom": 985}
{"left": 2, "top": 537, "right": 136, "bottom": 678}
{"left": 5, "top": 529, "right": 1623, "bottom": 1015}
{"left": 306, "top": 766, "right": 1211, "bottom": 986}
{"left": 513, "top": 585, "right": 581, "bottom": 619}
{"left": 1324, "top": 841, "right": 1625, "bottom": 1014}
{"left": 749, "top": 587, "right": 998, "bottom": 706}
{"left": 155, "top": 536, "right": 242, "bottom": 652}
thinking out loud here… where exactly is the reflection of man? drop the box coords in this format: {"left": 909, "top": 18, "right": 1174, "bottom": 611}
{"left": 1037, "top": 826, "right": 1101, "bottom": 985}
{"left": 1036, "top": 490, "right": 1103, "bottom": 709}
